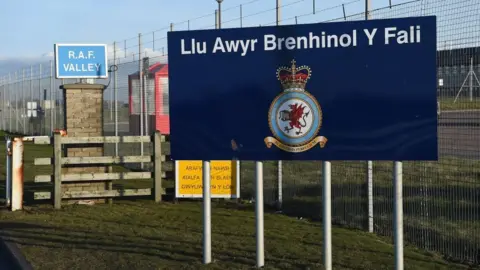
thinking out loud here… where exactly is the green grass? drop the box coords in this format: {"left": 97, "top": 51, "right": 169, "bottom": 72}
{"left": 0, "top": 201, "right": 468, "bottom": 270}
{"left": 438, "top": 97, "right": 480, "bottom": 111}
{"left": 0, "top": 134, "right": 479, "bottom": 267}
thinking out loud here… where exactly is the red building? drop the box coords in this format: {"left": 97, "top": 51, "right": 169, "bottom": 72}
{"left": 128, "top": 63, "right": 170, "bottom": 135}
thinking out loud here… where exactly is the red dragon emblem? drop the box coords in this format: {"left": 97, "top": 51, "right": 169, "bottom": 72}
{"left": 278, "top": 103, "right": 310, "bottom": 135}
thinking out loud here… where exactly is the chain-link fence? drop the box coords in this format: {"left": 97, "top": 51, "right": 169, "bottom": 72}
{"left": 1, "top": 0, "right": 479, "bottom": 265}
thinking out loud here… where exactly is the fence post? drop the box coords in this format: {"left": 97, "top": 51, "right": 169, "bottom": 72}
{"left": 50, "top": 60, "right": 54, "bottom": 136}
{"left": 367, "top": 161, "right": 373, "bottom": 233}
{"left": 5, "top": 137, "right": 12, "bottom": 207}
{"left": 8, "top": 73, "right": 12, "bottom": 132}
{"left": 114, "top": 42, "right": 119, "bottom": 156}
{"left": 53, "top": 132, "right": 62, "bottom": 209}
{"left": 22, "top": 69, "right": 26, "bottom": 135}
{"left": 139, "top": 33, "right": 145, "bottom": 170}
{"left": 153, "top": 130, "right": 163, "bottom": 202}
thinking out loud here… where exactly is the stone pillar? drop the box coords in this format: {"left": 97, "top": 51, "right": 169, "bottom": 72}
{"left": 60, "top": 83, "right": 108, "bottom": 203}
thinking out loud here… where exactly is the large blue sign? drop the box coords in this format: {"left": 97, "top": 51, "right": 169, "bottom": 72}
{"left": 167, "top": 16, "right": 438, "bottom": 161}
{"left": 54, "top": 44, "right": 108, "bottom": 79}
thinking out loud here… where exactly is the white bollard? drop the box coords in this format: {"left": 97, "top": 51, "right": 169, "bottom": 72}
{"left": 11, "top": 138, "right": 24, "bottom": 211}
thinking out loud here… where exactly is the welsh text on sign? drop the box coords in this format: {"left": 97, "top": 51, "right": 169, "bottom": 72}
{"left": 175, "top": 160, "right": 240, "bottom": 199}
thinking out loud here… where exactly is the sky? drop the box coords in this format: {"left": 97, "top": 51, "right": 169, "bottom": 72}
{"left": 0, "top": 0, "right": 416, "bottom": 58}
{"left": 0, "top": 0, "right": 478, "bottom": 81}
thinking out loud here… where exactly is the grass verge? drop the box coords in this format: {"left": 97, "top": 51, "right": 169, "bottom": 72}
{"left": 438, "top": 97, "right": 480, "bottom": 111}
{"left": 0, "top": 132, "right": 479, "bottom": 267}
{"left": 0, "top": 201, "right": 469, "bottom": 270}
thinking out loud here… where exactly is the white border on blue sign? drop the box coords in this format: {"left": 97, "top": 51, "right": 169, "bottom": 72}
{"left": 54, "top": 43, "right": 109, "bottom": 79}
{"left": 174, "top": 160, "right": 241, "bottom": 199}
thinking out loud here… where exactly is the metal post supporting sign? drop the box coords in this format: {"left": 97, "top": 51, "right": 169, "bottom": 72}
{"left": 203, "top": 160, "right": 212, "bottom": 264}
{"left": 256, "top": 161, "right": 265, "bottom": 268}
{"left": 394, "top": 161, "right": 404, "bottom": 270}
{"left": 323, "top": 161, "right": 332, "bottom": 270}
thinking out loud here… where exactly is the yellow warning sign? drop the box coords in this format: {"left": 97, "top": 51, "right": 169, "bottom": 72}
{"left": 175, "top": 160, "right": 240, "bottom": 199}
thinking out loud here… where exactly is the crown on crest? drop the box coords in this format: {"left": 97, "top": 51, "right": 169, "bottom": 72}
{"left": 276, "top": 59, "right": 312, "bottom": 91}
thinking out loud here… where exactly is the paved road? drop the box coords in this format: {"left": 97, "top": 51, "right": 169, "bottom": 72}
{"left": 439, "top": 110, "right": 480, "bottom": 159}
{"left": 103, "top": 112, "right": 480, "bottom": 159}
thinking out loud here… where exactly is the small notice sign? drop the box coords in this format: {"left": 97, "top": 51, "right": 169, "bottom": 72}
{"left": 175, "top": 160, "right": 240, "bottom": 199}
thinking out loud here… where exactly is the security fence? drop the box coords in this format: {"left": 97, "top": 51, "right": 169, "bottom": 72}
{"left": 1, "top": 0, "right": 480, "bottom": 265}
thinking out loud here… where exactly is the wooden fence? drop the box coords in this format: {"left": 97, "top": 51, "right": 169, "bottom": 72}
{"left": 31, "top": 131, "right": 168, "bottom": 209}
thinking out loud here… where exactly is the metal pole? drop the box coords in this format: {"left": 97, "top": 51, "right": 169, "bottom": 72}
{"left": 365, "top": 0, "right": 371, "bottom": 20}
{"left": 2, "top": 77, "right": 4, "bottom": 131}
{"left": 50, "top": 60, "right": 54, "bottom": 135}
{"left": 394, "top": 161, "right": 404, "bottom": 270}
{"left": 203, "top": 160, "right": 212, "bottom": 264}
{"left": 0, "top": 77, "right": 3, "bottom": 130}
{"left": 39, "top": 63, "right": 42, "bottom": 135}
{"left": 8, "top": 73, "right": 12, "bottom": 132}
{"left": 0, "top": 78, "right": 2, "bottom": 130}
{"left": 114, "top": 42, "right": 119, "bottom": 156}
{"left": 256, "top": 161, "right": 265, "bottom": 268}
{"left": 53, "top": 71, "right": 56, "bottom": 133}
{"left": 143, "top": 61, "right": 149, "bottom": 137}
{"left": 240, "top": 5, "right": 243, "bottom": 27}
{"left": 110, "top": 61, "right": 113, "bottom": 121}
{"left": 30, "top": 65, "right": 33, "bottom": 135}
{"left": 215, "top": 10, "right": 219, "bottom": 29}
{"left": 15, "top": 71, "right": 18, "bottom": 132}
{"left": 470, "top": 57, "right": 473, "bottom": 102}
{"left": 5, "top": 138, "right": 12, "bottom": 207}
{"left": 276, "top": 0, "right": 281, "bottom": 25}
{"left": 22, "top": 69, "right": 26, "bottom": 134}
{"left": 3, "top": 76, "right": 4, "bottom": 130}
{"left": 276, "top": 0, "right": 283, "bottom": 211}
{"left": 367, "top": 160, "right": 373, "bottom": 232}
{"left": 138, "top": 33, "right": 144, "bottom": 169}
{"left": 365, "top": 1, "right": 374, "bottom": 234}
{"left": 217, "top": 0, "right": 222, "bottom": 29}
{"left": 170, "top": 23, "right": 174, "bottom": 32}
{"left": 323, "top": 161, "right": 332, "bottom": 270}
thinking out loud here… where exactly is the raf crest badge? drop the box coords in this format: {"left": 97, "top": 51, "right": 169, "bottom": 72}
{"left": 264, "top": 60, "right": 327, "bottom": 153}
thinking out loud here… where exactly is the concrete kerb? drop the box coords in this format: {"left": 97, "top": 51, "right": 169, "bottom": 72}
{"left": 0, "top": 229, "right": 34, "bottom": 270}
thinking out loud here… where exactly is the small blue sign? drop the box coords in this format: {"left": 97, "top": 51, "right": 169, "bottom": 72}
{"left": 54, "top": 44, "right": 108, "bottom": 79}
{"left": 167, "top": 16, "right": 438, "bottom": 161}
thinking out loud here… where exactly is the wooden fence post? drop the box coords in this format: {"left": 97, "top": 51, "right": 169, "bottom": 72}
{"left": 53, "top": 132, "right": 62, "bottom": 209}
{"left": 153, "top": 131, "right": 163, "bottom": 202}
